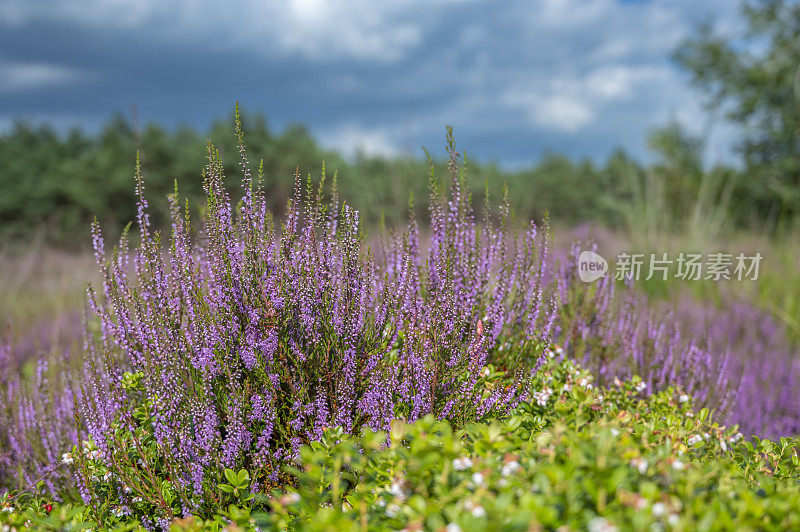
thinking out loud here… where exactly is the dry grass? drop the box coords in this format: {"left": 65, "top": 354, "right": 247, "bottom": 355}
{"left": 0, "top": 246, "right": 98, "bottom": 361}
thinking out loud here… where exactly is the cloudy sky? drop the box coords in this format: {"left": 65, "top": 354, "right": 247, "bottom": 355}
{"left": 0, "top": 0, "right": 743, "bottom": 166}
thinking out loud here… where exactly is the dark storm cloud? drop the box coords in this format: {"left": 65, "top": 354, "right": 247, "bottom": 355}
{"left": 0, "top": 0, "right": 742, "bottom": 166}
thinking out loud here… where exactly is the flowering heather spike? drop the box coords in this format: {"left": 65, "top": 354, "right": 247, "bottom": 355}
{"left": 78, "top": 123, "right": 555, "bottom": 517}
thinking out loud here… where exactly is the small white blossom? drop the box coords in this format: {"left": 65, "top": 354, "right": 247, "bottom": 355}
{"left": 480, "top": 367, "right": 491, "bottom": 377}
{"left": 452, "top": 457, "right": 473, "bottom": 471}
{"left": 471, "top": 505, "right": 486, "bottom": 517}
{"left": 131, "top": 497, "right": 143, "bottom": 504}
{"left": 635, "top": 381, "right": 647, "bottom": 393}
{"left": 445, "top": 523, "right": 462, "bottom": 532}
{"left": 471, "top": 472, "right": 484, "bottom": 486}
{"left": 61, "top": 452, "right": 74, "bottom": 465}
{"left": 587, "top": 516, "right": 617, "bottom": 532}
{"left": 630, "top": 458, "right": 648, "bottom": 474}
{"left": 103, "top": 472, "right": 112, "bottom": 482}
{"left": 678, "top": 394, "right": 690, "bottom": 403}
{"left": 687, "top": 434, "right": 703, "bottom": 446}
{"left": 703, "top": 432, "right": 710, "bottom": 440}
{"left": 562, "top": 383, "right": 572, "bottom": 392}
{"left": 668, "top": 514, "right": 679, "bottom": 526}
{"left": 1, "top": 507, "right": 13, "bottom": 513}
{"left": 610, "top": 428, "right": 620, "bottom": 437}
{"left": 385, "top": 503, "right": 401, "bottom": 518}
{"left": 672, "top": 459, "right": 686, "bottom": 470}
{"left": 501, "top": 460, "right": 520, "bottom": 477}
{"left": 652, "top": 502, "right": 666, "bottom": 516}
{"left": 389, "top": 481, "right": 409, "bottom": 501}
{"left": 720, "top": 440, "right": 728, "bottom": 452}
{"left": 533, "top": 387, "right": 554, "bottom": 406}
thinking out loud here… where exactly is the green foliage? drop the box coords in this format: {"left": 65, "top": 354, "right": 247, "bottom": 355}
{"left": 4, "top": 355, "right": 800, "bottom": 530}
{"left": 262, "top": 357, "right": 800, "bottom": 531}
{"left": 676, "top": 0, "right": 800, "bottom": 226}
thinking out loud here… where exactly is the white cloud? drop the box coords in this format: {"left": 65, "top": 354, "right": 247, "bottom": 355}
{"left": 0, "top": 0, "right": 747, "bottom": 164}
{"left": 0, "top": 0, "right": 459, "bottom": 62}
{"left": 320, "top": 124, "right": 400, "bottom": 158}
{"left": 534, "top": 94, "right": 594, "bottom": 133}
{"left": 0, "top": 60, "right": 95, "bottom": 94}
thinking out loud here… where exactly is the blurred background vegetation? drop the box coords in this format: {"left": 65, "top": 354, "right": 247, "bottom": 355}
{"left": 0, "top": 112, "right": 788, "bottom": 248}
{"left": 1, "top": 0, "right": 800, "bottom": 355}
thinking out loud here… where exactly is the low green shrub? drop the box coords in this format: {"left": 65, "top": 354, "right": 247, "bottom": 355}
{"left": 3, "top": 354, "right": 798, "bottom": 531}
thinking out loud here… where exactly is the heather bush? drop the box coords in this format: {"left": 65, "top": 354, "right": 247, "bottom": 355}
{"left": 75, "top": 116, "right": 556, "bottom": 521}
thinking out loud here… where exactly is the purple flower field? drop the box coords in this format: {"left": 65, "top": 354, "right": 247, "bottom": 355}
{"left": 1, "top": 121, "right": 799, "bottom": 526}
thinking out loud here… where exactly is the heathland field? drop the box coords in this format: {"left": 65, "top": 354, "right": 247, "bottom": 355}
{"left": 1, "top": 107, "right": 800, "bottom": 530}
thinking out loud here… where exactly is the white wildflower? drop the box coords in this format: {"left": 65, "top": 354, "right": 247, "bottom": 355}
{"left": 678, "top": 394, "right": 690, "bottom": 403}
{"left": 389, "top": 481, "right": 409, "bottom": 501}
{"left": 445, "top": 523, "right": 462, "bottom": 532}
{"left": 452, "top": 457, "right": 473, "bottom": 471}
{"left": 471, "top": 472, "right": 484, "bottom": 486}
{"left": 652, "top": 502, "right": 666, "bottom": 516}
{"left": 672, "top": 459, "right": 686, "bottom": 470}
{"left": 587, "top": 516, "right": 617, "bottom": 532}
{"left": 501, "top": 460, "right": 520, "bottom": 477}
{"left": 283, "top": 492, "right": 300, "bottom": 504}
{"left": 1, "top": 507, "right": 13, "bottom": 513}
{"left": 61, "top": 452, "right": 74, "bottom": 465}
{"left": 471, "top": 505, "right": 486, "bottom": 517}
{"left": 610, "top": 428, "right": 620, "bottom": 437}
{"left": 385, "top": 503, "right": 401, "bottom": 518}
{"left": 687, "top": 434, "right": 702, "bottom": 446}
{"left": 630, "top": 458, "right": 648, "bottom": 474}
{"left": 635, "top": 381, "right": 647, "bottom": 393}
{"left": 668, "top": 514, "right": 679, "bottom": 526}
